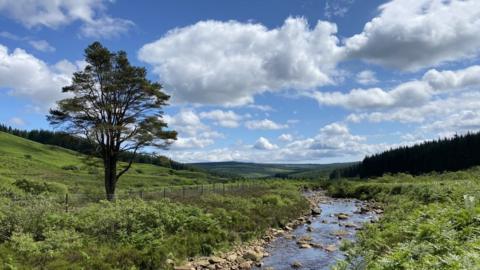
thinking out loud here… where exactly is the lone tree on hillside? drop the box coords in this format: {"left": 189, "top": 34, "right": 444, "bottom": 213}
{"left": 48, "top": 42, "right": 177, "bottom": 200}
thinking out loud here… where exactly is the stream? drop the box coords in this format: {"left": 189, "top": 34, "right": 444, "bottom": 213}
{"left": 254, "top": 195, "right": 377, "bottom": 270}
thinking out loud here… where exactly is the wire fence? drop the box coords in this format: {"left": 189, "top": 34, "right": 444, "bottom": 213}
{"left": 8, "top": 181, "right": 271, "bottom": 211}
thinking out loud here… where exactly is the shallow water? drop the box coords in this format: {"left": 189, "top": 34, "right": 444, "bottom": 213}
{"left": 254, "top": 197, "right": 375, "bottom": 270}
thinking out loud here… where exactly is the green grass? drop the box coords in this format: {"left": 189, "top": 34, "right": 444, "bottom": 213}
{"left": 322, "top": 169, "right": 480, "bottom": 269}
{"left": 0, "top": 131, "right": 225, "bottom": 195}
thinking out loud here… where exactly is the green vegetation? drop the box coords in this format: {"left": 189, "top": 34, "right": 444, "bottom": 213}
{"left": 191, "top": 161, "right": 353, "bottom": 178}
{"left": 0, "top": 131, "right": 311, "bottom": 269}
{"left": 322, "top": 168, "right": 480, "bottom": 269}
{"left": 0, "top": 131, "right": 225, "bottom": 195}
{"left": 332, "top": 132, "right": 480, "bottom": 179}
{"left": 0, "top": 181, "right": 309, "bottom": 269}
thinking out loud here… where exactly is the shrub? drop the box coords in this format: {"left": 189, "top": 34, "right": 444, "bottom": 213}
{"left": 61, "top": 165, "right": 79, "bottom": 171}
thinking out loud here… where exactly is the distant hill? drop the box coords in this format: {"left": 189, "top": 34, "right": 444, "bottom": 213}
{"left": 190, "top": 161, "right": 356, "bottom": 178}
{"left": 332, "top": 132, "right": 480, "bottom": 179}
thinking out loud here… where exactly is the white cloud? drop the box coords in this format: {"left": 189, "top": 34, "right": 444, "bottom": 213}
{"left": 28, "top": 40, "right": 55, "bottom": 52}
{"left": 254, "top": 137, "right": 278, "bottom": 150}
{"left": 199, "top": 110, "right": 242, "bottom": 128}
{"left": 79, "top": 16, "right": 133, "bottom": 38}
{"left": 311, "top": 64, "right": 480, "bottom": 111}
{"left": 310, "top": 81, "right": 432, "bottom": 110}
{"left": 278, "top": 133, "right": 293, "bottom": 142}
{"left": 422, "top": 65, "right": 480, "bottom": 92}
{"left": 168, "top": 122, "right": 388, "bottom": 163}
{"left": 0, "top": 0, "right": 133, "bottom": 38}
{"left": 0, "top": 44, "right": 79, "bottom": 109}
{"left": 356, "top": 70, "right": 378, "bottom": 85}
{"left": 324, "top": 0, "right": 355, "bottom": 18}
{"left": 164, "top": 109, "right": 223, "bottom": 149}
{"left": 8, "top": 117, "right": 25, "bottom": 126}
{"left": 139, "top": 17, "right": 344, "bottom": 106}
{"left": 345, "top": 0, "right": 480, "bottom": 71}
{"left": 245, "top": 119, "right": 288, "bottom": 130}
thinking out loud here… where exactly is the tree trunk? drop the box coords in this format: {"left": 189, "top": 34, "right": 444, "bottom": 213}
{"left": 104, "top": 154, "right": 117, "bottom": 201}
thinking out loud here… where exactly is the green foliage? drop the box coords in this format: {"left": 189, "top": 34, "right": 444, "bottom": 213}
{"left": 0, "top": 180, "right": 309, "bottom": 269}
{"left": 333, "top": 132, "right": 480, "bottom": 178}
{"left": 13, "top": 179, "right": 67, "bottom": 195}
{"left": 326, "top": 168, "right": 480, "bottom": 269}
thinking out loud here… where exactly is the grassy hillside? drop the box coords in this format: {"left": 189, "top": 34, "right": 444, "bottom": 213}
{"left": 0, "top": 131, "right": 225, "bottom": 195}
{"left": 190, "top": 161, "right": 355, "bottom": 178}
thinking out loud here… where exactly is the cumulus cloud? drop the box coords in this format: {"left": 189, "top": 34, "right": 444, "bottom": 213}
{"left": 0, "top": 0, "right": 133, "bottom": 38}
{"left": 422, "top": 65, "right": 480, "bottom": 92}
{"left": 139, "top": 17, "right": 344, "bottom": 106}
{"left": 356, "top": 70, "right": 378, "bottom": 85}
{"left": 0, "top": 44, "right": 79, "bottom": 109}
{"left": 28, "top": 40, "right": 55, "bottom": 52}
{"left": 278, "top": 133, "right": 293, "bottom": 142}
{"left": 309, "top": 81, "right": 432, "bottom": 110}
{"left": 254, "top": 137, "right": 278, "bottom": 150}
{"left": 311, "top": 65, "right": 480, "bottom": 110}
{"left": 345, "top": 0, "right": 480, "bottom": 71}
{"left": 168, "top": 122, "right": 387, "bottom": 163}
{"left": 164, "top": 109, "right": 223, "bottom": 149}
{"left": 199, "top": 110, "right": 242, "bottom": 128}
{"left": 245, "top": 119, "right": 288, "bottom": 130}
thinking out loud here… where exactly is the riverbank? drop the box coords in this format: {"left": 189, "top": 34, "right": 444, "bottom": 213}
{"left": 320, "top": 170, "right": 480, "bottom": 269}
{"left": 176, "top": 190, "right": 379, "bottom": 270}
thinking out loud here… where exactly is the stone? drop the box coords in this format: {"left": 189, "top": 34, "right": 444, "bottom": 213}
{"left": 226, "top": 254, "right": 237, "bottom": 262}
{"left": 209, "top": 256, "right": 225, "bottom": 264}
{"left": 243, "top": 250, "right": 263, "bottom": 262}
{"left": 311, "top": 208, "right": 322, "bottom": 215}
{"left": 174, "top": 266, "right": 194, "bottom": 270}
{"left": 196, "top": 260, "right": 210, "bottom": 267}
{"left": 291, "top": 261, "right": 302, "bottom": 268}
{"left": 310, "top": 242, "right": 322, "bottom": 248}
{"left": 333, "top": 230, "right": 349, "bottom": 237}
{"left": 344, "top": 223, "right": 357, "bottom": 228}
{"left": 336, "top": 213, "right": 349, "bottom": 220}
{"left": 324, "top": 244, "right": 337, "bottom": 252}
{"left": 306, "top": 226, "right": 313, "bottom": 232}
{"left": 299, "top": 243, "right": 312, "bottom": 249}
{"left": 239, "top": 261, "right": 252, "bottom": 270}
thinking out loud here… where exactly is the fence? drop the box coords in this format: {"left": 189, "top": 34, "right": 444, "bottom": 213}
{"left": 9, "top": 181, "right": 271, "bottom": 212}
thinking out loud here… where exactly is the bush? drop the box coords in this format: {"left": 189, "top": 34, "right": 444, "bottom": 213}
{"left": 61, "top": 165, "right": 79, "bottom": 171}
{"left": 13, "top": 179, "right": 67, "bottom": 195}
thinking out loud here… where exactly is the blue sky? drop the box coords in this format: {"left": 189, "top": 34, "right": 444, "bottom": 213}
{"left": 0, "top": 0, "right": 480, "bottom": 163}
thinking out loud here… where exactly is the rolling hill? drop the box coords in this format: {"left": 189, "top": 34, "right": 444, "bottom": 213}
{"left": 190, "top": 161, "right": 356, "bottom": 178}
{"left": 0, "top": 131, "right": 226, "bottom": 194}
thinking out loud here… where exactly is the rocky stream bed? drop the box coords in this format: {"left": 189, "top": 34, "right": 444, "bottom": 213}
{"left": 173, "top": 190, "right": 381, "bottom": 270}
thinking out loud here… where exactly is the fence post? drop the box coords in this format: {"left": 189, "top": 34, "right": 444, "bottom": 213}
{"left": 223, "top": 183, "right": 225, "bottom": 195}
{"left": 182, "top": 186, "right": 185, "bottom": 198}
{"left": 65, "top": 193, "right": 69, "bottom": 213}
{"left": 140, "top": 190, "right": 144, "bottom": 200}
{"left": 163, "top": 187, "right": 166, "bottom": 199}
